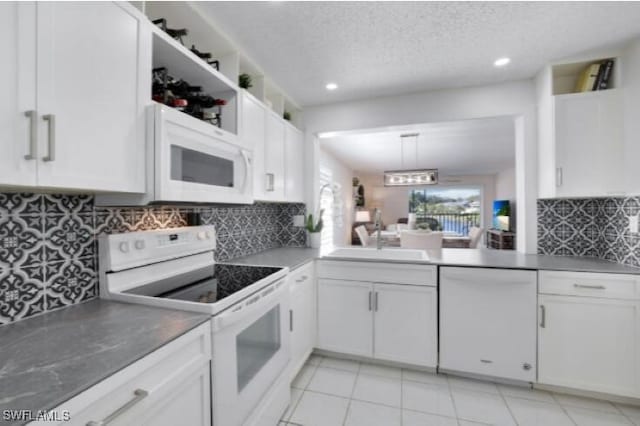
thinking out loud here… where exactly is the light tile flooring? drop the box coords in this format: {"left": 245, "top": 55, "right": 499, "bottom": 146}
{"left": 279, "top": 355, "right": 640, "bottom": 426}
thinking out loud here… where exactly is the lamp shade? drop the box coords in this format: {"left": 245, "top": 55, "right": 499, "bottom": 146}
{"left": 355, "top": 211, "right": 371, "bottom": 222}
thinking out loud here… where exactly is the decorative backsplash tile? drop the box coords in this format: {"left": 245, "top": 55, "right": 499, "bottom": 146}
{"left": 538, "top": 197, "right": 640, "bottom": 268}
{"left": 0, "top": 193, "right": 306, "bottom": 325}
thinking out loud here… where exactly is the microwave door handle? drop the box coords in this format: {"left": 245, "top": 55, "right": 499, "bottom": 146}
{"left": 214, "top": 279, "right": 288, "bottom": 329}
{"left": 241, "top": 149, "right": 251, "bottom": 192}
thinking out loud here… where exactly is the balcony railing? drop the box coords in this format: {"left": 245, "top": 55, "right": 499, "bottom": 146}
{"left": 415, "top": 213, "right": 480, "bottom": 236}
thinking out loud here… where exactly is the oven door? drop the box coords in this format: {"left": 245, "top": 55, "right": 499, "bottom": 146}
{"left": 211, "top": 278, "right": 290, "bottom": 426}
{"left": 153, "top": 104, "right": 253, "bottom": 204}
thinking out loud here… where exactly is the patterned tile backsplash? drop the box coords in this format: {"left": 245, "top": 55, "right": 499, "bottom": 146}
{"left": 538, "top": 197, "right": 640, "bottom": 267}
{"left": 0, "top": 193, "right": 306, "bottom": 325}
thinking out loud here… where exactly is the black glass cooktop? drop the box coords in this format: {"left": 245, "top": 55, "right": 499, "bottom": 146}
{"left": 124, "top": 263, "right": 283, "bottom": 304}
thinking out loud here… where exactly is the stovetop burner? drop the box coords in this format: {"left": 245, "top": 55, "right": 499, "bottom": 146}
{"left": 124, "top": 263, "right": 283, "bottom": 304}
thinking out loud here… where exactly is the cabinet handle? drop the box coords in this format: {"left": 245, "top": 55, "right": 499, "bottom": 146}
{"left": 368, "top": 291, "right": 372, "bottom": 311}
{"left": 86, "top": 388, "right": 148, "bottom": 426}
{"left": 574, "top": 283, "right": 606, "bottom": 290}
{"left": 266, "top": 173, "right": 275, "bottom": 191}
{"left": 24, "top": 110, "right": 37, "bottom": 160}
{"left": 556, "top": 167, "right": 563, "bottom": 187}
{"left": 289, "top": 309, "right": 293, "bottom": 332}
{"left": 374, "top": 291, "right": 379, "bottom": 311}
{"left": 480, "top": 359, "right": 493, "bottom": 364}
{"left": 42, "top": 114, "right": 56, "bottom": 162}
{"left": 539, "top": 305, "right": 546, "bottom": 328}
{"left": 295, "top": 275, "right": 308, "bottom": 283}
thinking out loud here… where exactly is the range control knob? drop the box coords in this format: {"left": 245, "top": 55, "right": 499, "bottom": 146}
{"left": 134, "top": 240, "right": 145, "bottom": 250}
{"left": 197, "top": 231, "right": 206, "bottom": 241}
{"left": 205, "top": 231, "right": 212, "bottom": 239}
{"left": 119, "top": 241, "right": 130, "bottom": 253}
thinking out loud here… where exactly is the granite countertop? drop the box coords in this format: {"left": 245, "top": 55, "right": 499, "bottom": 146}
{"left": 0, "top": 300, "right": 210, "bottom": 425}
{"left": 229, "top": 247, "right": 319, "bottom": 270}
{"left": 230, "top": 246, "right": 640, "bottom": 275}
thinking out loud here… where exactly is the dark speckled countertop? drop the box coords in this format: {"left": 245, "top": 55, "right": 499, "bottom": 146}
{"left": 0, "top": 300, "right": 210, "bottom": 425}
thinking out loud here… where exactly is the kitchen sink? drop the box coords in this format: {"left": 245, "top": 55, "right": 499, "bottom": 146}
{"left": 324, "top": 247, "right": 429, "bottom": 262}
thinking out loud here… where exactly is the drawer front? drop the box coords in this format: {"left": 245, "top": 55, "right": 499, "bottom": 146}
{"left": 35, "top": 321, "right": 212, "bottom": 426}
{"left": 317, "top": 260, "right": 436, "bottom": 286}
{"left": 539, "top": 270, "right": 640, "bottom": 300}
{"left": 289, "top": 261, "right": 315, "bottom": 289}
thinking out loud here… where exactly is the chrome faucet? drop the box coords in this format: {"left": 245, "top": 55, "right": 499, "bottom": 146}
{"left": 374, "top": 208, "right": 383, "bottom": 250}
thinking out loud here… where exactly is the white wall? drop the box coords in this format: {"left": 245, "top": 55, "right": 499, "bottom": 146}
{"left": 623, "top": 38, "right": 640, "bottom": 193}
{"left": 304, "top": 80, "right": 538, "bottom": 253}
{"left": 319, "top": 147, "right": 354, "bottom": 246}
{"left": 495, "top": 167, "right": 516, "bottom": 201}
{"left": 357, "top": 173, "right": 496, "bottom": 231}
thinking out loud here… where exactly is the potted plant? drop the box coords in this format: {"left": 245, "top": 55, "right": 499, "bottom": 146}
{"left": 305, "top": 209, "right": 324, "bottom": 248}
{"left": 238, "top": 73, "right": 252, "bottom": 89}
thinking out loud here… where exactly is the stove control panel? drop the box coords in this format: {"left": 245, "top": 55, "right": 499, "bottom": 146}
{"left": 100, "top": 225, "right": 216, "bottom": 272}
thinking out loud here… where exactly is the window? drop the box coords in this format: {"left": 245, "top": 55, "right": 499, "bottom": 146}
{"left": 409, "top": 187, "right": 481, "bottom": 236}
{"left": 318, "top": 167, "right": 343, "bottom": 251}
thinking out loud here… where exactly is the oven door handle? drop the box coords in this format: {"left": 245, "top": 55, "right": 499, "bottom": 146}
{"left": 214, "top": 278, "right": 288, "bottom": 330}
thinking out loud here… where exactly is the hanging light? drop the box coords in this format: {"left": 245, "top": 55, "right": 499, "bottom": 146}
{"left": 384, "top": 133, "right": 438, "bottom": 187}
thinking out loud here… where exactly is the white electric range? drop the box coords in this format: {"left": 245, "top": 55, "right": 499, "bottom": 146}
{"left": 98, "top": 225, "right": 291, "bottom": 426}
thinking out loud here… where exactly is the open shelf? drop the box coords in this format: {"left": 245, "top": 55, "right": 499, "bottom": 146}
{"left": 552, "top": 58, "right": 618, "bottom": 96}
{"left": 151, "top": 27, "right": 238, "bottom": 136}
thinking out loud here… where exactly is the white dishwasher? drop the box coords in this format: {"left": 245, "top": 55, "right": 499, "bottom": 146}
{"left": 440, "top": 267, "right": 537, "bottom": 382}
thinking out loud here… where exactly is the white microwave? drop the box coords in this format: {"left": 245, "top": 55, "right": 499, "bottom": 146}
{"left": 96, "top": 103, "right": 253, "bottom": 206}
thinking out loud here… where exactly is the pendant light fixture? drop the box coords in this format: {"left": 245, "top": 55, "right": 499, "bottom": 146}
{"left": 383, "top": 133, "right": 438, "bottom": 187}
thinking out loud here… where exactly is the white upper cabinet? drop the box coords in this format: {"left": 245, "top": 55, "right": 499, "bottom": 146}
{"left": 242, "top": 92, "right": 267, "bottom": 200}
{"left": 262, "top": 111, "right": 286, "bottom": 201}
{"left": 0, "top": 2, "right": 37, "bottom": 187}
{"left": 285, "top": 124, "right": 305, "bottom": 203}
{"left": 554, "top": 90, "right": 624, "bottom": 197}
{"left": 242, "top": 91, "right": 306, "bottom": 203}
{"left": 0, "top": 2, "right": 150, "bottom": 193}
{"left": 537, "top": 57, "right": 626, "bottom": 198}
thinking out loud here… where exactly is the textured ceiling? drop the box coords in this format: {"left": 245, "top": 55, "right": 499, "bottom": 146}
{"left": 195, "top": 2, "right": 640, "bottom": 106}
{"left": 320, "top": 117, "right": 515, "bottom": 176}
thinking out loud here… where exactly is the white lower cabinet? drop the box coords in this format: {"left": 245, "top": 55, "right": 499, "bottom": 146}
{"left": 30, "top": 322, "right": 212, "bottom": 426}
{"left": 316, "top": 261, "right": 438, "bottom": 368}
{"left": 440, "top": 267, "right": 537, "bottom": 382}
{"left": 289, "top": 261, "right": 317, "bottom": 379}
{"left": 538, "top": 271, "right": 640, "bottom": 398}
{"left": 373, "top": 284, "right": 438, "bottom": 366}
{"left": 317, "top": 279, "right": 373, "bottom": 358}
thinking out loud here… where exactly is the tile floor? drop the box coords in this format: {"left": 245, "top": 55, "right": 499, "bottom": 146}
{"left": 279, "top": 355, "right": 640, "bottom": 426}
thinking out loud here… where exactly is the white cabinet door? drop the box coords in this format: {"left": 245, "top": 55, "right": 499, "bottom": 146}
{"left": 285, "top": 124, "right": 305, "bottom": 203}
{"left": 139, "top": 363, "right": 211, "bottom": 426}
{"left": 290, "top": 263, "right": 316, "bottom": 378}
{"left": 35, "top": 2, "right": 149, "bottom": 192}
{"left": 373, "top": 284, "right": 437, "bottom": 367}
{"left": 263, "top": 111, "right": 286, "bottom": 201}
{"left": 538, "top": 295, "right": 640, "bottom": 397}
{"left": 554, "top": 90, "right": 624, "bottom": 197}
{"left": 242, "top": 93, "right": 266, "bottom": 199}
{"left": 317, "top": 279, "right": 373, "bottom": 357}
{"left": 440, "top": 267, "right": 537, "bottom": 382}
{"left": 0, "top": 2, "right": 37, "bottom": 186}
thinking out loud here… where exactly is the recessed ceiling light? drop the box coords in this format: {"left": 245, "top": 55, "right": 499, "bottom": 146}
{"left": 494, "top": 57, "right": 511, "bottom": 67}
{"left": 325, "top": 82, "right": 338, "bottom": 90}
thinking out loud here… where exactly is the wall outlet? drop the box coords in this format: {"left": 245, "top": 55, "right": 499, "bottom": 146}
{"left": 630, "top": 215, "right": 639, "bottom": 234}
{"left": 293, "top": 215, "right": 305, "bottom": 227}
